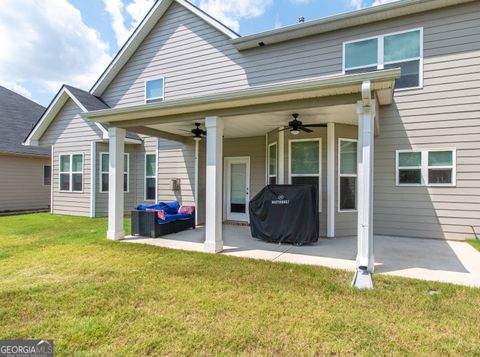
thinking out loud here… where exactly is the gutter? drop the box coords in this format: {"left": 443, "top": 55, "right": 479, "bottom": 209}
{"left": 231, "top": 0, "right": 475, "bottom": 50}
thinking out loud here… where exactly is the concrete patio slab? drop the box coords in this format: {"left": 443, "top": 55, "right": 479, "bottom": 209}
{"left": 123, "top": 225, "right": 480, "bottom": 287}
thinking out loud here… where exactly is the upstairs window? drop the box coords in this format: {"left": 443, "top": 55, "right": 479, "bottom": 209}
{"left": 145, "top": 78, "right": 164, "bottom": 103}
{"left": 268, "top": 142, "right": 277, "bottom": 185}
{"left": 344, "top": 28, "right": 422, "bottom": 89}
{"left": 59, "top": 154, "right": 83, "bottom": 192}
{"left": 396, "top": 149, "right": 456, "bottom": 186}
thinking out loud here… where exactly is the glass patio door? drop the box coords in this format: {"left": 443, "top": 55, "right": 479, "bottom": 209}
{"left": 225, "top": 157, "right": 250, "bottom": 222}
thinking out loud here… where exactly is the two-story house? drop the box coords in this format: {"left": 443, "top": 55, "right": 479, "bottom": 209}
{"left": 25, "top": 0, "right": 480, "bottom": 273}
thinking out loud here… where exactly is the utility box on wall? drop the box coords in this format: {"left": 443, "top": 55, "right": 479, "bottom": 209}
{"left": 171, "top": 178, "right": 181, "bottom": 192}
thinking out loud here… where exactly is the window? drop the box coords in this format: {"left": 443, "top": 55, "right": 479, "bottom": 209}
{"left": 344, "top": 28, "right": 422, "bottom": 89}
{"left": 268, "top": 142, "right": 277, "bottom": 185}
{"left": 396, "top": 149, "right": 456, "bottom": 186}
{"left": 145, "top": 153, "right": 157, "bottom": 200}
{"left": 59, "top": 154, "right": 83, "bottom": 192}
{"left": 338, "top": 139, "right": 357, "bottom": 211}
{"left": 145, "top": 78, "right": 164, "bottom": 103}
{"left": 289, "top": 139, "right": 321, "bottom": 210}
{"left": 43, "top": 165, "right": 51, "bottom": 186}
{"left": 100, "top": 153, "right": 129, "bottom": 193}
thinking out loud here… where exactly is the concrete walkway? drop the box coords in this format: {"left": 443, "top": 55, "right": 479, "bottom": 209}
{"left": 123, "top": 225, "right": 480, "bottom": 287}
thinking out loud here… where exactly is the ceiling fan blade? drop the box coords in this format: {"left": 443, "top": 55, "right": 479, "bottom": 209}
{"left": 302, "top": 124, "right": 328, "bottom": 128}
{"left": 299, "top": 126, "right": 313, "bottom": 133}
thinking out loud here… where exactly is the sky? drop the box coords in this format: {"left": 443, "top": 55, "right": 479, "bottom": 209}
{"left": 0, "top": 0, "right": 395, "bottom": 107}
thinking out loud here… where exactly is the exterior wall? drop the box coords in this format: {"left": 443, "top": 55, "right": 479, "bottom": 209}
{"left": 40, "top": 99, "right": 103, "bottom": 217}
{"left": 0, "top": 154, "right": 51, "bottom": 212}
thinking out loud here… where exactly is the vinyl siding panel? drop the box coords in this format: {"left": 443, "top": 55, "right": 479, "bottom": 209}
{"left": 40, "top": 99, "right": 103, "bottom": 217}
{"left": 0, "top": 154, "right": 51, "bottom": 211}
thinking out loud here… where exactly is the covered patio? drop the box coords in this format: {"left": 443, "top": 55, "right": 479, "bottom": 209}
{"left": 123, "top": 224, "right": 480, "bottom": 287}
{"left": 86, "top": 69, "right": 403, "bottom": 287}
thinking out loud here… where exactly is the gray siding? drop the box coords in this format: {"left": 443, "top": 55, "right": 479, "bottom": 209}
{"left": 0, "top": 154, "right": 51, "bottom": 211}
{"left": 40, "top": 99, "right": 103, "bottom": 217}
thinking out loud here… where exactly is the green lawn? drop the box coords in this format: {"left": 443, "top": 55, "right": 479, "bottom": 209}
{"left": 467, "top": 239, "right": 480, "bottom": 252}
{"left": 1, "top": 214, "right": 479, "bottom": 356}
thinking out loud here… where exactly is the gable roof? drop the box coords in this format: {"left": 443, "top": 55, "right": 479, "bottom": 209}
{"left": 90, "top": 0, "right": 239, "bottom": 96}
{"left": 0, "top": 86, "right": 49, "bottom": 157}
{"left": 24, "top": 85, "right": 141, "bottom": 146}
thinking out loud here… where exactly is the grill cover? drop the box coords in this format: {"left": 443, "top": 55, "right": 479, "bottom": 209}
{"left": 249, "top": 184, "right": 319, "bottom": 245}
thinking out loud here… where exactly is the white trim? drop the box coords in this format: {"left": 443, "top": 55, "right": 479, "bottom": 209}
{"left": 267, "top": 142, "right": 277, "bottom": 184}
{"left": 99, "top": 152, "right": 130, "bottom": 193}
{"left": 278, "top": 128, "right": 285, "bottom": 184}
{"left": 338, "top": 138, "right": 358, "bottom": 213}
{"left": 396, "top": 148, "right": 456, "bottom": 187}
{"left": 224, "top": 156, "right": 251, "bottom": 222}
{"left": 342, "top": 27, "right": 423, "bottom": 90}
{"left": 90, "top": 142, "right": 96, "bottom": 218}
{"left": 194, "top": 138, "right": 199, "bottom": 225}
{"left": 90, "top": 0, "right": 238, "bottom": 96}
{"left": 265, "top": 133, "right": 268, "bottom": 184}
{"left": 58, "top": 153, "right": 84, "bottom": 193}
{"left": 145, "top": 77, "right": 165, "bottom": 103}
{"left": 50, "top": 145, "right": 54, "bottom": 213}
{"left": 288, "top": 138, "right": 322, "bottom": 213}
{"left": 326, "top": 123, "right": 335, "bottom": 238}
{"left": 144, "top": 152, "right": 157, "bottom": 201}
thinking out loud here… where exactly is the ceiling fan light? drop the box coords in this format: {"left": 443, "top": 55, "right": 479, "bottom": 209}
{"left": 291, "top": 129, "right": 300, "bottom": 135}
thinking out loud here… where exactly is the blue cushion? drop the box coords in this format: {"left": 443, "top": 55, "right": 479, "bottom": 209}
{"left": 136, "top": 203, "right": 163, "bottom": 211}
{"left": 156, "top": 213, "right": 193, "bottom": 224}
{"left": 159, "top": 201, "right": 180, "bottom": 214}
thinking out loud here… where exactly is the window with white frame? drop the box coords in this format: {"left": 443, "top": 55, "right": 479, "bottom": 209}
{"left": 344, "top": 28, "right": 422, "bottom": 89}
{"left": 268, "top": 142, "right": 277, "bottom": 185}
{"left": 396, "top": 149, "right": 456, "bottom": 186}
{"left": 59, "top": 154, "right": 83, "bottom": 192}
{"left": 100, "top": 153, "right": 129, "bottom": 193}
{"left": 145, "top": 78, "right": 164, "bottom": 103}
{"left": 43, "top": 165, "right": 51, "bottom": 186}
{"left": 338, "top": 139, "right": 357, "bottom": 211}
{"left": 289, "top": 139, "right": 321, "bottom": 209}
{"left": 145, "top": 153, "right": 157, "bottom": 200}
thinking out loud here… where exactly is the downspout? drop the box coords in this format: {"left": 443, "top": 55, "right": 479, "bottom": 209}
{"left": 90, "top": 141, "right": 96, "bottom": 218}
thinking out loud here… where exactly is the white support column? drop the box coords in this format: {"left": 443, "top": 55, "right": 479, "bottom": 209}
{"left": 327, "top": 122, "right": 335, "bottom": 238}
{"left": 278, "top": 128, "right": 285, "bottom": 184}
{"left": 107, "top": 127, "right": 125, "bottom": 240}
{"left": 356, "top": 100, "right": 375, "bottom": 273}
{"left": 204, "top": 116, "right": 224, "bottom": 253}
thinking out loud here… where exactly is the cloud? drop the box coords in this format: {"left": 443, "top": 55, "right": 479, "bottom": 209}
{"left": 0, "top": 0, "right": 112, "bottom": 96}
{"left": 348, "top": 0, "right": 364, "bottom": 10}
{"left": 0, "top": 81, "right": 32, "bottom": 99}
{"left": 104, "top": 0, "right": 154, "bottom": 47}
{"left": 290, "top": 0, "right": 311, "bottom": 4}
{"left": 194, "top": 0, "right": 273, "bottom": 32}
{"left": 372, "top": 0, "right": 399, "bottom": 5}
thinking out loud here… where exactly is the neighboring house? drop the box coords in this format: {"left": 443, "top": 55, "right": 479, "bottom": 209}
{"left": 25, "top": 0, "right": 479, "bottom": 268}
{"left": 0, "top": 86, "right": 50, "bottom": 212}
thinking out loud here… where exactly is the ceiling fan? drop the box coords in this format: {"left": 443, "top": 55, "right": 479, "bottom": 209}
{"left": 190, "top": 123, "right": 207, "bottom": 141}
{"left": 279, "top": 113, "right": 327, "bottom": 135}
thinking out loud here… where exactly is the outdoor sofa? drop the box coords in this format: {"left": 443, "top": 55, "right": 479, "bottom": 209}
{"left": 131, "top": 201, "right": 195, "bottom": 238}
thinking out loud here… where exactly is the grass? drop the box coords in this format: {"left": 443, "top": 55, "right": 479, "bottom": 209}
{"left": 0, "top": 214, "right": 479, "bottom": 356}
{"left": 467, "top": 239, "right": 480, "bottom": 252}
